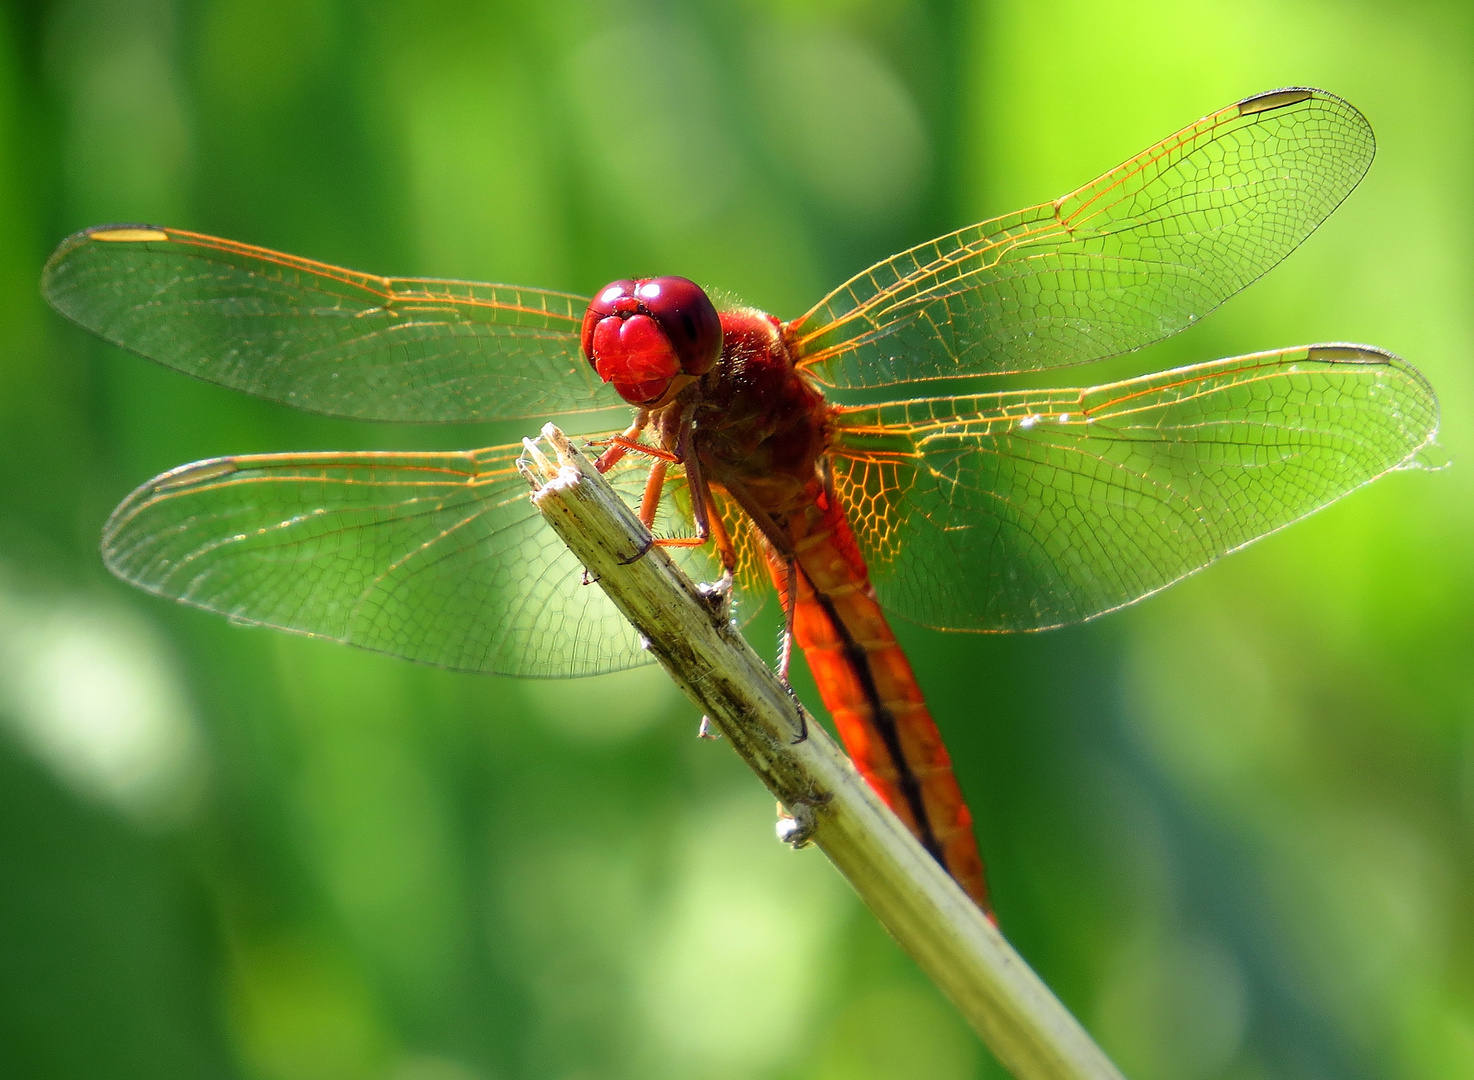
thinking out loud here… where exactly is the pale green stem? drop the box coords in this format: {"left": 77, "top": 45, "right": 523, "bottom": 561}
{"left": 520, "top": 424, "right": 1126, "bottom": 1080}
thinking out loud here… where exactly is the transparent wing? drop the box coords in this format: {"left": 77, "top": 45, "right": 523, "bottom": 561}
{"left": 829, "top": 345, "right": 1439, "bottom": 631}
{"left": 102, "top": 439, "right": 752, "bottom": 677}
{"left": 792, "top": 89, "right": 1375, "bottom": 389}
{"left": 708, "top": 486, "right": 774, "bottom": 623}
{"left": 43, "top": 226, "right": 617, "bottom": 423}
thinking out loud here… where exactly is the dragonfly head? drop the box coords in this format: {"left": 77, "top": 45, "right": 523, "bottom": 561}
{"left": 581, "top": 277, "right": 722, "bottom": 406}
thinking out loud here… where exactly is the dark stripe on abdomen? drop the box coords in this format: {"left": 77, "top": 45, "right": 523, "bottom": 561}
{"left": 807, "top": 585, "right": 945, "bottom": 865}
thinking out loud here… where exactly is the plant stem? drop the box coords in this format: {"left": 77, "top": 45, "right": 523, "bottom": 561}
{"left": 520, "top": 424, "right": 1125, "bottom": 1080}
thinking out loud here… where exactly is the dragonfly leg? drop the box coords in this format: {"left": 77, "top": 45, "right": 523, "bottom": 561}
{"left": 711, "top": 474, "right": 808, "bottom": 737}
{"left": 649, "top": 401, "right": 715, "bottom": 551}
{"left": 705, "top": 489, "right": 737, "bottom": 577}
{"left": 615, "top": 537, "right": 654, "bottom": 565}
{"left": 593, "top": 413, "right": 647, "bottom": 472}
{"left": 695, "top": 487, "right": 737, "bottom": 618}
{"left": 643, "top": 482, "right": 713, "bottom": 549}
{"left": 603, "top": 457, "right": 667, "bottom": 565}
{"left": 612, "top": 435, "right": 681, "bottom": 463}
{"left": 622, "top": 403, "right": 714, "bottom": 564}
{"left": 776, "top": 557, "right": 798, "bottom": 683}
{"left": 592, "top": 410, "right": 681, "bottom": 472}
{"left": 638, "top": 458, "right": 670, "bottom": 529}
{"left": 776, "top": 558, "right": 810, "bottom": 744}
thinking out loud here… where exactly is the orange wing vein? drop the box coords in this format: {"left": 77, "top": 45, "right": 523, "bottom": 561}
{"left": 828, "top": 344, "right": 1439, "bottom": 631}
{"left": 42, "top": 225, "right": 618, "bottom": 423}
{"left": 791, "top": 89, "right": 1375, "bottom": 389}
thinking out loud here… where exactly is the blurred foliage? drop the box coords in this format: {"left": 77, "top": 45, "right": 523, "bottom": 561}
{"left": 1, "top": 1, "right": 1472, "bottom": 1078}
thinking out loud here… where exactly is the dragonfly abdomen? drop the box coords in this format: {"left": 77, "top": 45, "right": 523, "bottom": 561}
{"left": 772, "top": 482, "right": 991, "bottom": 913}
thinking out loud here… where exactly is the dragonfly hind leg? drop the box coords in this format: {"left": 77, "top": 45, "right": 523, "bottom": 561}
{"left": 775, "top": 557, "right": 810, "bottom": 744}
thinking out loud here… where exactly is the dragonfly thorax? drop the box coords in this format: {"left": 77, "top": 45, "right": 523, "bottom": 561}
{"left": 693, "top": 307, "right": 834, "bottom": 516}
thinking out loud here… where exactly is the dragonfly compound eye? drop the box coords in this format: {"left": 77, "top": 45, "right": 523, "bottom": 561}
{"left": 634, "top": 277, "right": 722, "bottom": 377}
{"left": 581, "top": 276, "right": 721, "bottom": 405}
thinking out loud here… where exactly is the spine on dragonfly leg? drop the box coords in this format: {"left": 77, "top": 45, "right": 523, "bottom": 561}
{"left": 771, "top": 481, "right": 991, "bottom": 914}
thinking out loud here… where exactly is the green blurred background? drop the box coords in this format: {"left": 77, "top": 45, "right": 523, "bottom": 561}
{"left": 2, "top": 1, "right": 1471, "bottom": 1078}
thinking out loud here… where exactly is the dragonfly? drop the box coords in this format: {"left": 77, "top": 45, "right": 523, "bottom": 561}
{"left": 42, "top": 87, "right": 1439, "bottom": 914}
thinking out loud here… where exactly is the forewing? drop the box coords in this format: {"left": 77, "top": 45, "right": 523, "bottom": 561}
{"left": 829, "top": 345, "right": 1439, "bottom": 631}
{"left": 102, "top": 441, "right": 669, "bottom": 677}
{"left": 793, "top": 89, "right": 1375, "bottom": 389}
{"left": 43, "top": 226, "right": 616, "bottom": 422}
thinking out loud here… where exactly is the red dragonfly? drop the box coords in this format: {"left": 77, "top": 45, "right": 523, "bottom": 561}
{"left": 43, "top": 88, "right": 1438, "bottom": 913}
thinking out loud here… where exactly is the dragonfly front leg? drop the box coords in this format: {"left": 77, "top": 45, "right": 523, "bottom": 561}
{"left": 592, "top": 414, "right": 645, "bottom": 473}
{"left": 592, "top": 410, "right": 682, "bottom": 473}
